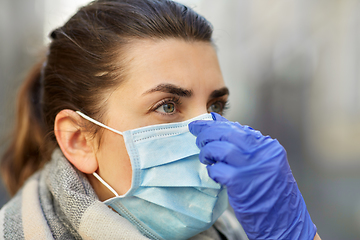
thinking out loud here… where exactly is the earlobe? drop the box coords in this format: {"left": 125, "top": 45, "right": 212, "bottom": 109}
{"left": 54, "top": 109, "right": 98, "bottom": 174}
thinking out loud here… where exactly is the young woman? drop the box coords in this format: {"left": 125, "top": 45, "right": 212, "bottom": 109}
{"left": 0, "top": 0, "right": 320, "bottom": 239}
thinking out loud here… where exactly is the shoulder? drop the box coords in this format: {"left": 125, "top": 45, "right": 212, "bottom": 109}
{"left": 0, "top": 187, "right": 25, "bottom": 239}
{"left": 0, "top": 172, "right": 54, "bottom": 240}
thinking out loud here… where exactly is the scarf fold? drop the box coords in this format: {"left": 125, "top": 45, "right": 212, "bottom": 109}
{"left": 0, "top": 149, "right": 248, "bottom": 240}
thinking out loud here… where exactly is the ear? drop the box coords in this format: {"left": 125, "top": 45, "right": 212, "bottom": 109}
{"left": 54, "top": 109, "right": 98, "bottom": 174}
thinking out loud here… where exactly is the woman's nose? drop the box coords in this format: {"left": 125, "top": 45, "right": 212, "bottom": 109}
{"left": 186, "top": 107, "right": 209, "bottom": 121}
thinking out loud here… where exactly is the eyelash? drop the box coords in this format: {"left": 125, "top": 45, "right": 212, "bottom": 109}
{"left": 150, "top": 97, "right": 230, "bottom": 116}
{"left": 151, "top": 97, "right": 182, "bottom": 115}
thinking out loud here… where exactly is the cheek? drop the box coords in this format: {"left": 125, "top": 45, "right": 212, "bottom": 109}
{"left": 96, "top": 131, "right": 133, "bottom": 195}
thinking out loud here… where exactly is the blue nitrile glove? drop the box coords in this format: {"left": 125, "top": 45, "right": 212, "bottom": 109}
{"left": 189, "top": 112, "right": 317, "bottom": 240}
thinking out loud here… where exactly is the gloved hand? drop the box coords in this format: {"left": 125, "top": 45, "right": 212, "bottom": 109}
{"left": 189, "top": 112, "right": 317, "bottom": 240}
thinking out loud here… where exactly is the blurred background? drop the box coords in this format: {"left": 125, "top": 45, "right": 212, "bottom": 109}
{"left": 1, "top": 0, "right": 359, "bottom": 239}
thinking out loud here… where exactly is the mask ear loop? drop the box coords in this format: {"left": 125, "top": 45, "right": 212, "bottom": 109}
{"left": 76, "top": 111, "right": 123, "bottom": 197}
{"left": 75, "top": 111, "right": 123, "bottom": 136}
{"left": 93, "top": 172, "right": 119, "bottom": 197}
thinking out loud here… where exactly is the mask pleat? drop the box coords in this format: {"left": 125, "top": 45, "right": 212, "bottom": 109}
{"left": 140, "top": 155, "right": 221, "bottom": 189}
{"left": 134, "top": 131, "right": 200, "bottom": 169}
{"left": 132, "top": 187, "right": 219, "bottom": 223}
{"left": 194, "top": 187, "right": 223, "bottom": 197}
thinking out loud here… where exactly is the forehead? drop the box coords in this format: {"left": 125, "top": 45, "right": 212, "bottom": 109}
{"left": 121, "top": 38, "right": 225, "bottom": 93}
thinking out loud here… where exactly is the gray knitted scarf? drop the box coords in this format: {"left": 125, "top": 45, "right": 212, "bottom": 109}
{"left": 0, "top": 149, "right": 247, "bottom": 240}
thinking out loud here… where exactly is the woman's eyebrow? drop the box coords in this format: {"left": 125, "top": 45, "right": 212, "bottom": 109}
{"left": 210, "top": 87, "right": 229, "bottom": 99}
{"left": 142, "top": 83, "right": 192, "bottom": 97}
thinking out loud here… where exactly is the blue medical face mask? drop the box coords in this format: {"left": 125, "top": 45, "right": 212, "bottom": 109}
{"left": 76, "top": 111, "right": 228, "bottom": 240}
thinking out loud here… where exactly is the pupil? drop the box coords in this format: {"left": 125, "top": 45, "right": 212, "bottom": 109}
{"left": 163, "top": 103, "right": 174, "bottom": 113}
{"left": 211, "top": 103, "right": 221, "bottom": 113}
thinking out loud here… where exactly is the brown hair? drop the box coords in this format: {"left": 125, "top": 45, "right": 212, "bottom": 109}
{"left": 1, "top": 0, "right": 213, "bottom": 196}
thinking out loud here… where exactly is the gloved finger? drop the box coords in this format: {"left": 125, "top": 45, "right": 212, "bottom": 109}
{"left": 210, "top": 112, "right": 229, "bottom": 122}
{"left": 206, "top": 162, "right": 238, "bottom": 186}
{"left": 195, "top": 123, "right": 265, "bottom": 150}
{"left": 189, "top": 118, "right": 220, "bottom": 136}
{"left": 243, "top": 125, "right": 263, "bottom": 139}
{"left": 189, "top": 113, "right": 231, "bottom": 136}
{"left": 199, "top": 141, "right": 246, "bottom": 167}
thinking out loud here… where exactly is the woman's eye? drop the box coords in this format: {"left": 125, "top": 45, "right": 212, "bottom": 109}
{"left": 156, "top": 102, "right": 175, "bottom": 114}
{"left": 208, "top": 102, "right": 223, "bottom": 114}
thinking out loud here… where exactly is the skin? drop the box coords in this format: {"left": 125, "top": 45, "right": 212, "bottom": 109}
{"left": 55, "top": 39, "right": 229, "bottom": 200}
{"left": 89, "top": 39, "right": 229, "bottom": 200}
{"left": 54, "top": 38, "right": 321, "bottom": 240}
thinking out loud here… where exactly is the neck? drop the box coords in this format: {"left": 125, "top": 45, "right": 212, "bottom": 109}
{"left": 86, "top": 173, "right": 117, "bottom": 201}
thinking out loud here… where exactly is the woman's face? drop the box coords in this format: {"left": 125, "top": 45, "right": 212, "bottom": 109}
{"left": 90, "top": 38, "right": 228, "bottom": 200}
